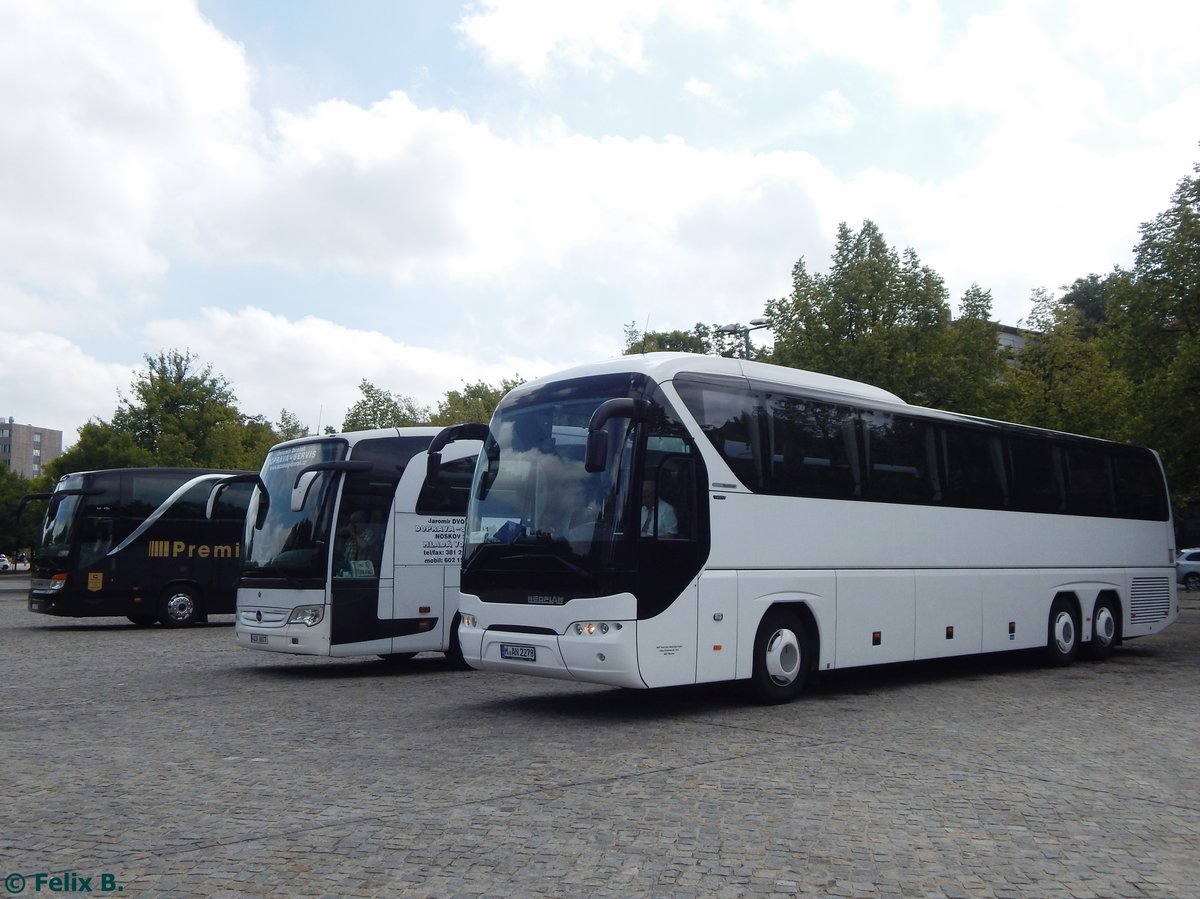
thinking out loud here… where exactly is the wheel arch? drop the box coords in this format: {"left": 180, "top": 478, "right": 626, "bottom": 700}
{"left": 738, "top": 595, "right": 824, "bottom": 680}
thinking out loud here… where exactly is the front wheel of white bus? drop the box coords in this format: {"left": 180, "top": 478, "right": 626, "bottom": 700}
{"left": 750, "top": 608, "right": 809, "bottom": 704}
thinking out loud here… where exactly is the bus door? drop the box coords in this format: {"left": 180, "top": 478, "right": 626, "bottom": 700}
{"left": 329, "top": 468, "right": 397, "bottom": 652}
{"left": 388, "top": 449, "right": 478, "bottom": 655}
{"left": 634, "top": 439, "right": 710, "bottom": 687}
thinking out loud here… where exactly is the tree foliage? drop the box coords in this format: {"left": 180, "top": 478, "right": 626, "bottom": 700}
{"left": 1000, "top": 289, "right": 1132, "bottom": 440}
{"left": 623, "top": 322, "right": 715, "bottom": 355}
{"left": 430, "top": 378, "right": 524, "bottom": 426}
{"left": 46, "top": 350, "right": 276, "bottom": 478}
{"left": 1104, "top": 160, "right": 1200, "bottom": 505}
{"left": 0, "top": 467, "right": 41, "bottom": 555}
{"left": 341, "top": 380, "right": 430, "bottom": 430}
{"left": 275, "top": 408, "right": 310, "bottom": 442}
{"left": 765, "top": 221, "right": 1003, "bottom": 414}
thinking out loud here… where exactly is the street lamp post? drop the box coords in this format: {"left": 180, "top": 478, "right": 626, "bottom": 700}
{"left": 716, "top": 317, "right": 770, "bottom": 358}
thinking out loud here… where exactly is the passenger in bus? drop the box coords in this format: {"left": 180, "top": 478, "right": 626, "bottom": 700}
{"left": 640, "top": 480, "right": 678, "bottom": 537}
{"left": 339, "top": 510, "right": 379, "bottom": 569}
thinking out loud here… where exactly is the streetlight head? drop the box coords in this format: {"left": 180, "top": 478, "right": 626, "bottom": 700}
{"left": 715, "top": 324, "right": 740, "bottom": 334}
{"left": 749, "top": 318, "right": 768, "bottom": 327}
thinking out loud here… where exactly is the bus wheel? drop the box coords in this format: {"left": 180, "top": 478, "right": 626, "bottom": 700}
{"left": 750, "top": 609, "right": 808, "bottom": 704}
{"left": 127, "top": 615, "right": 156, "bottom": 627}
{"left": 1084, "top": 595, "right": 1119, "bottom": 661}
{"left": 445, "top": 613, "right": 469, "bottom": 669}
{"left": 159, "top": 586, "right": 200, "bottom": 628}
{"left": 1045, "top": 596, "right": 1079, "bottom": 666}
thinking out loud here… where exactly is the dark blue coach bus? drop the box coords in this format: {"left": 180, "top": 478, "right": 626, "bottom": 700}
{"left": 19, "top": 468, "right": 253, "bottom": 627}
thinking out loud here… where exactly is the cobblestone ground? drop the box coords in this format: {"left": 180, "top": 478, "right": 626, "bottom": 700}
{"left": 1, "top": 578, "right": 1198, "bottom": 898}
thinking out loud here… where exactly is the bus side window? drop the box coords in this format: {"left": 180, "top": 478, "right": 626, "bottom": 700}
{"left": 334, "top": 472, "right": 396, "bottom": 579}
{"left": 1008, "top": 437, "right": 1065, "bottom": 513}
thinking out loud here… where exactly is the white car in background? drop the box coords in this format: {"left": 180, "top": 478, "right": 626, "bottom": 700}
{"left": 1177, "top": 549, "right": 1200, "bottom": 592}
{"left": 0, "top": 554, "right": 11, "bottom": 572}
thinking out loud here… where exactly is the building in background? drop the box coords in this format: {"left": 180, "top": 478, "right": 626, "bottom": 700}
{"left": 1, "top": 418, "right": 63, "bottom": 479}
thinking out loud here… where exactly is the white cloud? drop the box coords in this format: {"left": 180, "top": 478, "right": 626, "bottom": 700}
{"left": 139, "top": 307, "right": 560, "bottom": 433}
{"left": 0, "top": 332, "right": 135, "bottom": 442}
{"left": 0, "top": 0, "right": 257, "bottom": 298}
{"left": 1, "top": 0, "right": 1197, "bottom": 449}
{"left": 456, "top": 0, "right": 656, "bottom": 79}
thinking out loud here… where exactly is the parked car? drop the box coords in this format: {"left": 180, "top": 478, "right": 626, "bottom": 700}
{"left": 0, "top": 554, "right": 11, "bottom": 572}
{"left": 1177, "top": 549, "right": 1200, "bottom": 591}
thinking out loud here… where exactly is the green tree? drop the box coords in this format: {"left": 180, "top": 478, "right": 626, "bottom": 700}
{"left": 430, "top": 378, "right": 524, "bottom": 426}
{"left": 622, "top": 322, "right": 717, "bottom": 355}
{"left": 1001, "top": 289, "right": 1132, "bottom": 440}
{"left": 276, "top": 408, "right": 310, "bottom": 442}
{"left": 1105, "top": 157, "right": 1200, "bottom": 505}
{"left": 341, "top": 380, "right": 430, "bottom": 430}
{"left": 765, "top": 220, "right": 999, "bottom": 410}
{"left": 0, "top": 468, "right": 41, "bottom": 556}
{"left": 108, "top": 350, "right": 272, "bottom": 469}
{"left": 46, "top": 350, "right": 279, "bottom": 478}
{"left": 940, "top": 285, "right": 1008, "bottom": 417}
{"left": 45, "top": 422, "right": 157, "bottom": 480}
{"left": 1060, "top": 273, "right": 1112, "bottom": 334}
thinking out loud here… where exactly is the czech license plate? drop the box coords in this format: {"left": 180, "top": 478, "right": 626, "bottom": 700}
{"left": 250, "top": 634, "right": 268, "bottom": 645}
{"left": 500, "top": 643, "right": 536, "bottom": 662}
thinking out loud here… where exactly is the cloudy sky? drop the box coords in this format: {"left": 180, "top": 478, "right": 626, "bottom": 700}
{"left": 2, "top": 1, "right": 1197, "bottom": 447}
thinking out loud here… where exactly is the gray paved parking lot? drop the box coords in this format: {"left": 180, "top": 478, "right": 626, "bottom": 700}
{"left": 1, "top": 577, "right": 1198, "bottom": 898}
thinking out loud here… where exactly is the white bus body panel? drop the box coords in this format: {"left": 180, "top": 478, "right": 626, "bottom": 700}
{"left": 696, "top": 571, "right": 738, "bottom": 683}
{"left": 390, "top": 508, "right": 465, "bottom": 655}
{"left": 635, "top": 581, "right": 698, "bottom": 687}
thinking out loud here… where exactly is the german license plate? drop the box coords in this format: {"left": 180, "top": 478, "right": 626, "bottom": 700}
{"left": 500, "top": 643, "right": 536, "bottom": 662}
{"left": 250, "top": 634, "right": 268, "bottom": 645}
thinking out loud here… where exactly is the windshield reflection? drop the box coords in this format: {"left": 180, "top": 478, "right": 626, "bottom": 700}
{"left": 466, "top": 390, "right": 636, "bottom": 569}
{"left": 243, "top": 440, "right": 345, "bottom": 580}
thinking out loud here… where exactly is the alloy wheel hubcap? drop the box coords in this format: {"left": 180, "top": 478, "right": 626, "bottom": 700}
{"left": 1054, "top": 611, "right": 1075, "bottom": 654}
{"left": 765, "top": 628, "right": 801, "bottom": 685}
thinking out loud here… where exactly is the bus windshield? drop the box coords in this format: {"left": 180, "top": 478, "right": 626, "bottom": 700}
{"left": 243, "top": 439, "right": 346, "bottom": 580}
{"left": 38, "top": 475, "right": 86, "bottom": 566}
{"left": 464, "top": 374, "right": 654, "bottom": 572}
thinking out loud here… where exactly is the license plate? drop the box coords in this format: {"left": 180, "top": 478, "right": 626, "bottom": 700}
{"left": 250, "top": 634, "right": 268, "bottom": 645}
{"left": 500, "top": 643, "right": 536, "bottom": 662}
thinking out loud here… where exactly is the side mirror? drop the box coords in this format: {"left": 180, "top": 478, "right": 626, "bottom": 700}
{"left": 425, "top": 422, "right": 490, "bottom": 487}
{"left": 205, "top": 473, "right": 269, "bottom": 529}
{"left": 583, "top": 398, "right": 651, "bottom": 473}
{"left": 584, "top": 430, "right": 610, "bottom": 474}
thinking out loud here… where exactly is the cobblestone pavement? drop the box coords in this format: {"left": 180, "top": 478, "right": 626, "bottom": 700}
{"left": 1, "top": 578, "right": 1198, "bottom": 898}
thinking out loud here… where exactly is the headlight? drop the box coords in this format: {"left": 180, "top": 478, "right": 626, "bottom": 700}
{"left": 460, "top": 612, "right": 477, "bottom": 629}
{"left": 288, "top": 604, "right": 324, "bottom": 627}
{"left": 572, "top": 621, "right": 621, "bottom": 636}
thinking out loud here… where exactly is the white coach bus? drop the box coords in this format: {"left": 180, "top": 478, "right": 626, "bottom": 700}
{"left": 457, "top": 354, "right": 1178, "bottom": 702}
{"left": 211, "top": 424, "right": 485, "bottom": 663}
